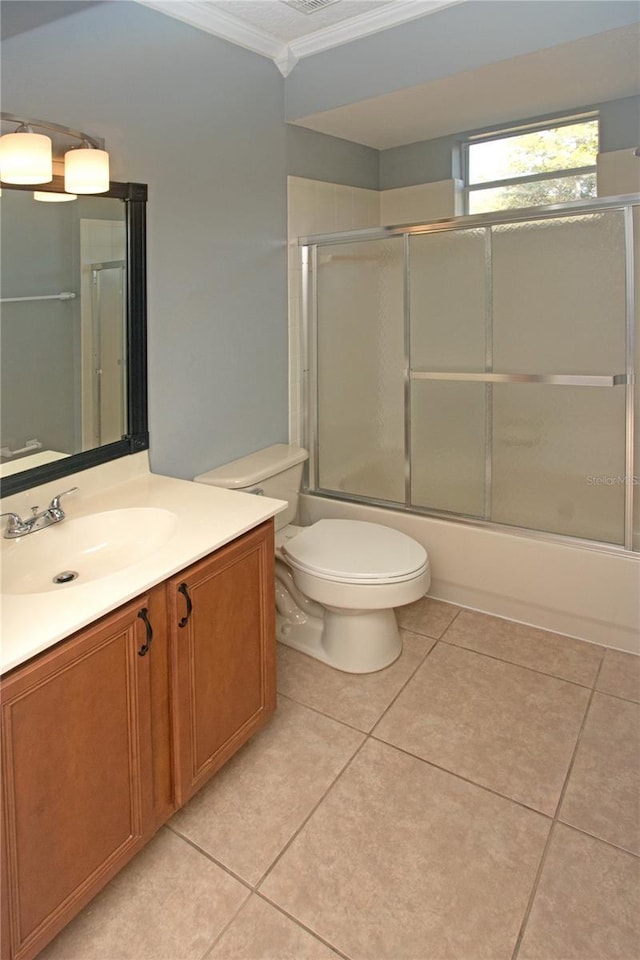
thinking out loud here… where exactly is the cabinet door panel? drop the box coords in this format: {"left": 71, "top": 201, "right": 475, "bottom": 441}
{"left": 170, "top": 521, "right": 275, "bottom": 805}
{"left": 1, "top": 600, "right": 154, "bottom": 960}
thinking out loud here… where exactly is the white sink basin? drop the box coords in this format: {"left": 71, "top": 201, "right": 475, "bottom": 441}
{"left": 1, "top": 508, "right": 177, "bottom": 595}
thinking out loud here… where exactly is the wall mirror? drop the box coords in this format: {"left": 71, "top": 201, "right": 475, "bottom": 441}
{"left": 0, "top": 177, "right": 148, "bottom": 497}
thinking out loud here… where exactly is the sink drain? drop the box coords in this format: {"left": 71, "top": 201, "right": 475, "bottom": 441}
{"left": 52, "top": 570, "right": 79, "bottom": 585}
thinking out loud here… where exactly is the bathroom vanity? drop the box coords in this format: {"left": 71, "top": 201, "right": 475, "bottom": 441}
{"left": 0, "top": 458, "right": 283, "bottom": 960}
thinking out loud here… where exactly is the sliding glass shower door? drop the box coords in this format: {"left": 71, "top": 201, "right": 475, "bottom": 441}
{"left": 306, "top": 198, "right": 636, "bottom": 551}
{"left": 314, "top": 237, "right": 405, "bottom": 503}
{"left": 489, "top": 214, "right": 628, "bottom": 544}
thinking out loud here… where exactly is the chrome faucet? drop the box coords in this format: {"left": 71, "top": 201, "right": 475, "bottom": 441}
{"left": 1, "top": 487, "right": 79, "bottom": 539}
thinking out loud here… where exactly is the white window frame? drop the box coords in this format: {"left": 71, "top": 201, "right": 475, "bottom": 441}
{"left": 462, "top": 113, "right": 599, "bottom": 215}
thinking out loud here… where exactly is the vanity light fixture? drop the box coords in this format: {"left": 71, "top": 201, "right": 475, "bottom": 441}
{"left": 33, "top": 191, "right": 77, "bottom": 202}
{"left": 0, "top": 124, "right": 52, "bottom": 184}
{"left": 0, "top": 113, "right": 109, "bottom": 193}
{"left": 64, "top": 142, "right": 109, "bottom": 194}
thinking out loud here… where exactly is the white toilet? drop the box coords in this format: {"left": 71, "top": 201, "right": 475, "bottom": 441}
{"left": 195, "top": 445, "right": 430, "bottom": 674}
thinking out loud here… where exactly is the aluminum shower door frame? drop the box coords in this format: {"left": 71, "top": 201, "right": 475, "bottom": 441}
{"left": 300, "top": 193, "right": 639, "bottom": 556}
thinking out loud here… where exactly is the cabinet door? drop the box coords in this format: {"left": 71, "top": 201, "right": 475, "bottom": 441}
{"left": 1, "top": 598, "right": 155, "bottom": 960}
{"left": 170, "top": 521, "right": 276, "bottom": 805}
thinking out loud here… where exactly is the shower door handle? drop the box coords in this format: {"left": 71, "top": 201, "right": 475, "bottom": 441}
{"left": 410, "top": 372, "right": 631, "bottom": 387}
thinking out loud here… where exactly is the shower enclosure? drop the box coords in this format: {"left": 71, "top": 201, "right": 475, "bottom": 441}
{"left": 301, "top": 197, "right": 638, "bottom": 553}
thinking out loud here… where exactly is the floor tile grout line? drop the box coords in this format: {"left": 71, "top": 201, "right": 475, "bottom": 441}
{"left": 368, "top": 734, "right": 556, "bottom": 820}
{"left": 551, "top": 657, "right": 605, "bottom": 822}
{"left": 164, "top": 824, "right": 255, "bottom": 892}
{"left": 276, "top": 629, "right": 443, "bottom": 736}
{"left": 198, "top": 887, "right": 253, "bottom": 960}
{"left": 431, "top": 604, "right": 463, "bottom": 637}
{"left": 255, "top": 735, "right": 370, "bottom": 891}
{"left": 368, "top": 636, "right": 443, "bottom": 736}
{"left": 510, "top": 659, "right": 605, "bottom": 960}
{"left": 275, "top": 689, "right": 369, "bottom": 734}
{"left": 510, "top": 819, "right": 560, "bottom": 960}
{"left": 254, "top": 892, "right": 352, "bottom": 960}
{"left": 165, "top": 823, "right": 352, "bottom": 958}
{"left": 438, "top": 636, "right": 603, "bottom": 692}
{"left": 554, "top": 818, "right": 640, "bottom": 861}
{"left": 591, "top": 688, "right": 640, "bottom": 706}
{"left": 398, "top": 606, "right": 462, "bottom": 646}
{"left": 371, "top": 722, "right": 640, "bottom": 864}
{"left": 436, "top": 602, "right": 622, "bottom": 658}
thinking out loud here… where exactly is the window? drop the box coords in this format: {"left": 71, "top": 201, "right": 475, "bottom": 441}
{"left": 463, "top": 115, "right": 599, "bottom": 215}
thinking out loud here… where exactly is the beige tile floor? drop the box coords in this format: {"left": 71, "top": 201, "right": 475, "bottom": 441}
{"left": 39, "top": 599, "right": 640, "bottom": 960}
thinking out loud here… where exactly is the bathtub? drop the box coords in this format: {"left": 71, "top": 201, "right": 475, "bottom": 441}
{"left": 298, "top": 490, "right": 640, "bottom": 655}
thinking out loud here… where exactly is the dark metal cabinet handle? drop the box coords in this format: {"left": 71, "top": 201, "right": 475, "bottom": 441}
{"left": 137, "top": 607, "right": 153, "bottom": 656}
{"left": 178, "top": 583, "right": 192, "bottom": 628}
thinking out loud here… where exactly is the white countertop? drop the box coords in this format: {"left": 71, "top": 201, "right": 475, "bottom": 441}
{"left": 0, "top": 455, "right": 285, "bottom": 674}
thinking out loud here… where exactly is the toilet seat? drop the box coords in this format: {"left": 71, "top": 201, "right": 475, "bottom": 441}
{"left": 281, "top": 519, "right": 428, "bottom": 585}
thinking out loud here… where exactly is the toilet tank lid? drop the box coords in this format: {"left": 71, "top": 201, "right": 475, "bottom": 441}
{"left": 194, "top": 444, "right": 308, "bottom": 489}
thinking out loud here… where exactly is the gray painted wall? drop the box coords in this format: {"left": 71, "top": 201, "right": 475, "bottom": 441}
{"left": 379, "top": 95, "right": 640, "bottom": 189}
{"left": 287, "top": 125, "right": 379, "bottom": 189}
{"left": 286, "top": 93, "right": 640, "bottom": 192}
{"left": 284, "top": 1, "right": 640, "bottom": 120}
{"left": 2, "top": 1, "right": 289, "bottom": 480}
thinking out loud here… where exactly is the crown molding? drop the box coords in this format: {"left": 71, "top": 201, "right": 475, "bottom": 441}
{"left": 288, "top": 0, "right": 463, "bottom": 59}
{"left": 137, "top": 1, "right": 290, "bottom": 65}
{"left": 136, "top": 0, "right": 463, "bottom": 76}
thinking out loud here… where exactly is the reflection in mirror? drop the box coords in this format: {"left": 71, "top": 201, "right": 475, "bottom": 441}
{"left": 0, "top": 179, "right": 148, "bottom": 496}
{"left": 1, "top": 191, "right": 126, "bottom": 468}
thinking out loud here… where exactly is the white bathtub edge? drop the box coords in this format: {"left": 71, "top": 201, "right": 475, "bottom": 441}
{"left": 298, "top": 493, "right": 640, "bottom": 656}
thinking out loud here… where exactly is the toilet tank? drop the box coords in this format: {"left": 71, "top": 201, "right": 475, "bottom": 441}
{"left": 194, "top": 444, "right": 309, "bottom": 531}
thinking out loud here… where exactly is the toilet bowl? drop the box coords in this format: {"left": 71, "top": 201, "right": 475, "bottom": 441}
{"left": 195, "top": 445, "right": 430, "bottom": 674}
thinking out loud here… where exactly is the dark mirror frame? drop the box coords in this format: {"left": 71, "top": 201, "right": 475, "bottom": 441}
{"left": 0, "top": 176, "right": 148, "bottom": 497}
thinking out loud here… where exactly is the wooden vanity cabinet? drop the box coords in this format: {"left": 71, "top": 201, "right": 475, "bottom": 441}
{"left": 0, "top": 597, "right": 156, "bottom": 960}
{"left": 0, "top": 519, "right": 276, "bottom": 960}
{"left": 169, "top": 520, "right": 276, "bottom": 805}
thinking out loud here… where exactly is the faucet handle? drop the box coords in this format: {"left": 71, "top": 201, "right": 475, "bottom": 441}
{"left": 1, "top": 511, "right": 28, "bottom": 537}
{"left": 47, "top": 486, "right": 79, "bottom": 517}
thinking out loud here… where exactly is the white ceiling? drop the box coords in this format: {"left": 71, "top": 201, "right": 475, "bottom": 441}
{"left": 212, "top": 0, "right": 397, "bottom": 43}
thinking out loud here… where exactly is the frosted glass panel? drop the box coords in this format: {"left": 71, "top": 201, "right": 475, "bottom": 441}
{"left": 310, "top": 202, "right": 636, "bottom": 551}
{"left": 492, "top": 212, "right": 627, "bottom": 374}
{"left": 316, "top": 238, "right": 404, "bottom": 502}
{"left": 410, "top": 229, "right": 486, "bottom": 371}
{"left": 492, "top": 384, "right": 627, "bottom": 543}
{"left": 411, "top": 381, "right": 486, "bottom": 517}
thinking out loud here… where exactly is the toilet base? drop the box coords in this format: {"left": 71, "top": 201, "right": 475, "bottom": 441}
{"left": 277, "top": 606, "right": 402, "bottom": 674}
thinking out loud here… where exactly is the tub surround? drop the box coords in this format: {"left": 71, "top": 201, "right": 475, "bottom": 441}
{"left": 0, "top": 453, "right": 286, "bottom": 674}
